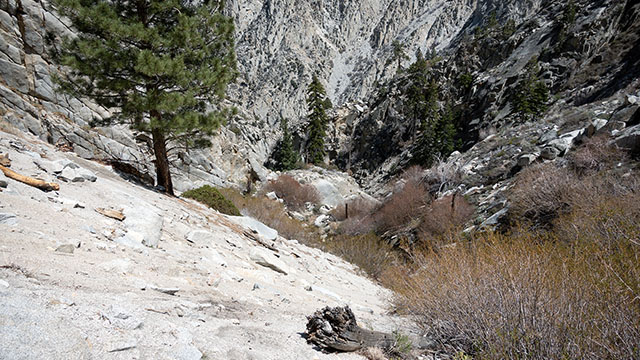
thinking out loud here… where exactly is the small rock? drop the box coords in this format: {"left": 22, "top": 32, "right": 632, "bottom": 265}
{"left": 172, "top": 345, "right": 203, "bottom": 360}
{"left": 265, "top": 191, "right": 278, "bottom": 201}
{"left": 58, "top": 167, "right": 85, "bottom": 182}
{"left": 108, "top": 340, "right": 137, "bottom": 353}
{"left": 0, "top": 213, "right": 18, "bottom": 225}
{"left": 206, "top": 275, "right": 222, "bottom": 287}
{"left": 55, "top": 244, "right": 76, "bottom": 254}
{"left": 540, "top": 146, "right": 558, "bottom": 160}
{"left": 314, "top": 214, "right": 331, "bottom": 228}
{"left": 538, "top": 128, "right": 558, "bottom": 144}
{"left": 517, "top": 154, "right": 537, "bottom": 167}
{"left": 83, "top": 225, "right": 97, "bottom": 234}
{"left": 318, "top": 204, "right": 332, "bottom": 215}
{"left": 77, "top": 168, "right": 97, "bottom": 182}
{"left": 185, "top": 230, "right": 213, "bottom": 244}
{"left": 252, "top": 283, "right": 262, "bottom": 290}
{"left": 0, "top": 171, "right": 8, "bottom": 188}
{"left": 250, "top": 248, "right": 290, "bottom": 275}
{"left": 627, "top": 94, "right": 639, "bottom": 105}
{"left": 150, "top": 285, "right": 180, "bottom": 296}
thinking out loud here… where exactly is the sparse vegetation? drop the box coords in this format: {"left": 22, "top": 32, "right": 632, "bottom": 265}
{"left": 182, "top": 185, "right": 241, "bottom": 216}
{"left": 219, "top": 187, "right": 321, "bottom": 245}
{"left": 262, "top": 174, "right": 320, "bottom": 211}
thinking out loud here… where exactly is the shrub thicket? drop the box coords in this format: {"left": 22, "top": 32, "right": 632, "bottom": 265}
{"left": 263, "top": 174, "right": 320, "bottom": 211}
{"left": 182, "top": 185, "right": 241, "bottom": 216}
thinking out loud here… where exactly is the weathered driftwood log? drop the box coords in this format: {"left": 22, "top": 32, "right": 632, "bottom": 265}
{"left": 0, "top": 164, "right": 60, "bottom": 191}
{"left": 305, "top": 306, "right": 435, "bottom": 353}
{"left": 95, "top": 208, "right": 126, "bottom": 221}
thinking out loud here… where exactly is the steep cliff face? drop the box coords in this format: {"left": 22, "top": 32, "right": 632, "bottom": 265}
{"left": 1, "top": 0, "right": 637, "bottom": 194}
{"left": 226, "top": 0, "right": 488, "bottom": 125}
{"left": 329, "top": 0, "right": 640, "bottom": 190}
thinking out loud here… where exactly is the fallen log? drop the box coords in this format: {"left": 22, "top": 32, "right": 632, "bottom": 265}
{"left": 0, "top": 164, "right": 60, "bottom": 191}
{"left": 305, "top": 306, "right": 435, "bottom": 353}
{"left": 95, "top": 208, "right": 126, "bottom": 221}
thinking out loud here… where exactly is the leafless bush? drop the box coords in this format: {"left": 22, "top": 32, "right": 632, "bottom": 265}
{"left": 423, "top": 156, "right": 464, "bottom": 194}
{"left": 374, "top": 180, "right": 430, "bottom": 234}
{"left": 418, "top": 193, "right": 475, "bottom": 248}
{"left": 393, "top": 226, "right": 640, "bottom": 359}
{"left": 263, "top": 174, "right": 320, "bottom": 211}
{"left": 508, "top": 163, "right": 575, "bottom": 228}
{"left": 568, "top": 134, "right": 625, "bottom": 175}
{"left": 391, "top": 169, "right": 640, "bottom": 359}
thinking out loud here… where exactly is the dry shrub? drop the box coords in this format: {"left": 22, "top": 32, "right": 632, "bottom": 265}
{"left": 508, "top": 163, "right": 575, "bottom": 227}
{"left": 375, "top": 180, "right": 430, "bottom": 233}
{"left": 360, "top": 347, "right": 388, "bottom": 360}
{"left": 568, "top": 134, "right": 626, "bottom": 175}
{"left": 417, "top": 193, "right": 475, "bottom": 248}
{"left": 219, "top": 188, "right": 320, "bottom": 245}
{"left": 330, "top": 197, "right": 378, "bottom": 222}
{"left": 332, "top": 197, "right": 380, "bottom": 235}
{"left": 392, "top": 170, "right": 640, "bottom": 359}
{"left": 263, "top": 174, "right": 320, "bottom": 210}
{"left": 322, "top": 233, "right": 398, "bottom": 280}
{"left": 423, "top": 157, "right": 464, "bottom": 194}
{"left": 393, "top": 226, "right": 640, "bottom": 359}
{"left": 337, "top": 212, "right": 378, "bottom": 236}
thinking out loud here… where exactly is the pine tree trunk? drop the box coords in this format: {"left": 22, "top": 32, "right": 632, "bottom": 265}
{"left": 151, "top": 127, "right": 174, "bottom": 196}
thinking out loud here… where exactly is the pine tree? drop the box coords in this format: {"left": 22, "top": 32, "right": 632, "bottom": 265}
{"left": 514, "top": 59, "right": 550, "bottom": 121}
{"left": 272, "top": 118, "right": 298, "bottom": 171}
{"left": 391, "top": 40, "right": 409, "bottom": 70}
{"left": 51, "top": 0, "right": 236, "bottom": 195}
{"left": 306, "top": 75, "right": 329, "bottom": 164}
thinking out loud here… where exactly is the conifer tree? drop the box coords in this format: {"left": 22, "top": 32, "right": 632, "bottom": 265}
{"left": 272, "top": 118, "right": 298, "bottom": 171}
{"left": 51, "top": 0, "right": 236, "bottom": 195}
{"left": 306, "top": 75, "right": 329, "bottom": 164}
{"left": 514, "top": 59, "right": 550, "bottom": 121}
{"left": 391, "top": 40, "right": 409, "bottom": 70}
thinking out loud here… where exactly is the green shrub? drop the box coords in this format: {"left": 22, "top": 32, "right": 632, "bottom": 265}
{"left": 182, "top": 185, "right": 241, "bottom": 216}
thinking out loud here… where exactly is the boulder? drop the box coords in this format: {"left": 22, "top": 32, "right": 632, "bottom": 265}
{"left": 250, "top": 248, "right": 290, "bottom": 275}
{"left": 230, "top": 216, "right": 278, "bottom": 241}
{"left": 517, "top": 154, "right": 537, "bottom": 167}
{"left": 540, "top": 146, "right": 558, "bottom": 160}
{"left": 311, "top": 179, "right": 344, "bottom": 208}
{"left": 614, "top": 125, "right": 640, "bottom": 153}
{"left": 117, "top": 205, "right": 163, "bottom": 248}
{"left": 0, "top": 213, "right": 18, "bottom": 225}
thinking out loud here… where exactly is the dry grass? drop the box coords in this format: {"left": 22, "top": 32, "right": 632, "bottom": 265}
{"left": 219, "top": 188, "right": 320, "bottom": 245}
{"left": 322, "top": 233, "right": 398, "bottom": 280}
{"left": 262, "top": 174, "right": 320, "bottom": 211}
{"left": 360, "top": 347, "right": 389, "bottom": 360}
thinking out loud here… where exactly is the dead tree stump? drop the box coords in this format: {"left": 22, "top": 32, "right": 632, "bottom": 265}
{"left": 305, "top": 306, "right": 435, "bottom": 353}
